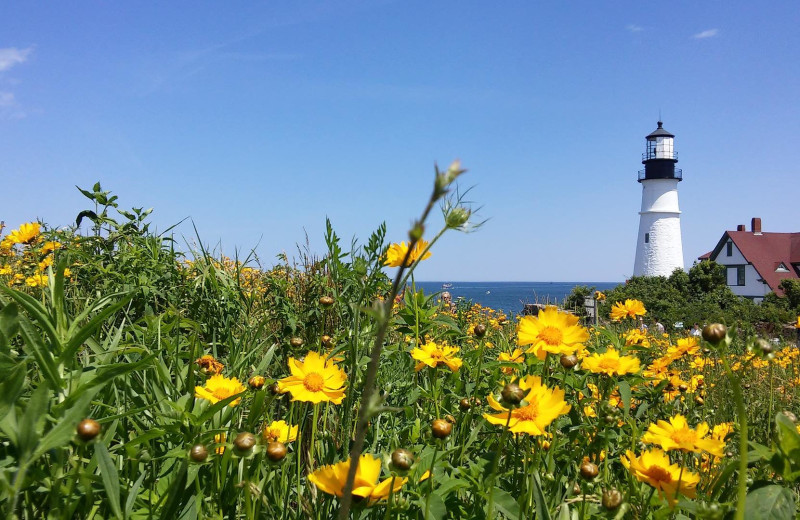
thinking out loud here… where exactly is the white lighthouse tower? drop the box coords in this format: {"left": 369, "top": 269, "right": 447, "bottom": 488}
{"left": 633, "top": 121, "right": 685, "bottom": 277}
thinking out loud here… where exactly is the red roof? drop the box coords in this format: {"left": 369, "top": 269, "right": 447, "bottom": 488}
{"left": 710, "top": 231, "right": 800, "bottom": 295}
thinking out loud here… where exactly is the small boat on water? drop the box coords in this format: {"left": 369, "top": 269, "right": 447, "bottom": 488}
{"left": 442, "top": 283, "right": 453, "bottom": 289}
{"left": 486, "top": 290, "right": 491, "bottom": 294}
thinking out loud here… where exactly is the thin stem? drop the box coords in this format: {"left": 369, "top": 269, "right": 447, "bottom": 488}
{"left": 718, "top": 344, "right": 748, "bottom": 520}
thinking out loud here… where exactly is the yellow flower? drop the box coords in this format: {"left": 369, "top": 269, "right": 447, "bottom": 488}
{"left": 194, "top": 374, "right": 247, "bottom": 407}
{"left": 0, "top": 265, "right": 12, "bottom": 276}
{"left": 195, "top": 354, "right": 225, "bottom": 375}
{"left": 624, "top": 328, "right": 650, "bottom": 348}
{"left": 25, "top": 274, "right": 48, "bottom": 288}
{"left": 666, "top": 337, "right": 700, "bottom": 360}
{"left": 621, "top": 448, "right": 699, "bottom": 507}
{"left": 497, "top": 348, "right": 526, "bottom": 375}
{"left": 609, "top": 299, "right": 647, "bottom": 321}
{"left": 642, "top": 414, "right": 724, "bottom": 457}
{"left": 581, "top": 347, "right": 640, "bottom": 376}
{"left": 214, "top": 433, "right": 227, "bottom": 454}
{"left": 6, "top": 222, "right": 41, "bottom": 245}
{"left": 594, "top": 291, "right": 606, "bottom": 301}
{"left": 277, "top": 351, "right": 347, "bottom": 404}
{"left": 712, "top": 422, "right": 734, "bottom": 441}
{"left": 516, "top": 306, "right": 589, "bottom": 360}
{"left": 41, "top": 241, "right": 62, "bottom": 254}
{"left": 410, "top": 341, "right": 462, "bottom": 372}
{"left": 262, "top": 420, "right": 299, "bottom": 443}
{"left": 383, "top": 240, "right": 432, "bottom": 267}
{"left": 796, "top": 316, "right": 800, "bottom": 329}
{"left": 483, "top": 375, "right": 571, "bottom": 436}
{"left": 308, "top": 454, "right": 406, "bottom": 505}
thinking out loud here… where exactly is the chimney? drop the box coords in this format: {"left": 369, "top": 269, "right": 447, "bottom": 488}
{"left": 751, "top": 217, "right": 762, "bottom": 235}
{"left": 737, "top": 225, "right": 746, "bottom": 231}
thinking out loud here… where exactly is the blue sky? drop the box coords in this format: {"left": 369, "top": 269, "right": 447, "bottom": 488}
{"left": 2, "top": 1, "right": 798, "bottom": 281}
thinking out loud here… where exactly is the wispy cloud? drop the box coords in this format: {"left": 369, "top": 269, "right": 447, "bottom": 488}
{"left": 0, "top": 47, "right": 33, "bottom": 72}
{"left": 693, "top": 29, "right": 719, "bottom": 39}
{"left": 627, "top": 24, "right": 644, "bottom": 33}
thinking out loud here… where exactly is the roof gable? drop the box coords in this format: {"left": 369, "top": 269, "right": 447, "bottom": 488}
{"left": 713, "top": 231, "right": 800, "bottom": 295}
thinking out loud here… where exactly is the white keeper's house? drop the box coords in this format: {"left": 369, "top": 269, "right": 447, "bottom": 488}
{"left": 699, "top": 218, "right": 800, "bottom": 302}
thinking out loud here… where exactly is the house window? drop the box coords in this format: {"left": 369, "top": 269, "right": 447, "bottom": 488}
{"left": 737, "top": 266, "right": 745, "bottom": 286}
{"left": 644, "top": 233, "right": 649, "bottom": 243}
{"left": 726, "top": 242, "right": 733, "bottom": 257}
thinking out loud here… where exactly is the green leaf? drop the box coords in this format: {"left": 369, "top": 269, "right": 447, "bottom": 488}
{"left": 62, "top": 294, "right": 132, "bottom": 361}
{"left": 491, "top": 487, "right": 521, "bottom": 519}
{"left": 17, "top": 381, "right": 50, "bottom": 458}
{"left": 418, "top": 492, "right": 447, "bottom": 520}
{"left": 744, "top": 485, "right": 796, "bottom": 520}
{"left": 125, "top": 471, "right": 147, "bottom": 520}
{"left": 617, "top": 380, "right": 631, "bottom": 418}
{"left": 0, "top": 301, "right": 19, "bottom": 351}
{"left": 16, "top": 312, "right": 62, "bottom": 390}
{"left": 33, "top": 389, "right": 98, "bottom": 460}
{"left": 0, "top": 285, "right": 62, "bottom": 355}
{"left": 531, "top": 471, "right": 553, "bottom": 520}
{"left": 60, "top": 355, "right": 155, "bottom": 411}
{"left": 95, "top": 442, "right": 124, "bottom": 519}
{"left": 0, "top": 362, "right": 26, "bottom": 423}
{"left": 193, "top": 391, "right": 246, "bottom": 425}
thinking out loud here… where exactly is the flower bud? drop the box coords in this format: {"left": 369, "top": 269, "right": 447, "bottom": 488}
{"left": 390, "top": 448, "right": 414, "bottom": 471}
{"left": 76, "top": 418, "right": 101, "bottom": 442}
{"left": 678, "top": 383, "right": 689, "bottom": 393}
{"left": 459, "top": 398, "right": 471, "bottom": 411}
{"left": 580, "top": 461, "right": 599, "bottom": 480}
{"left": 248, "top": 375, "right": 266, "bottom": 389}
{"left": 473, "top": 324, "right": 487, "bottom": 338}
{"left": 782, "top": 410, "right": 798, "bottom": 423}
{"left": 560, "top": 354, "right": 578, "bottom": 369}
{"left": 501, "top": 383, "right": 526, "bottom": 406}
{"left": 445, "top": 207, "right": 471, "bottom": 229}
{"left": 234, "top": 432, "right": 256, "bottom": 452}
{"left": 190, "top": 444, "right": 208, "bottom": 462}
{"left": 702, "top": 323, "right": 727, "bottom": 345}
{"left": 269, "top": 382, "right": 282, "bottom": 395}
{"left": 319, "top": 295, "right": 334, "bottom": 307}
{"left": 602, "top": 488, "right": 623, "bottom": 510}
{"left": 431, "top": 419, "right": 452, "bottom": 439}
{"left": 321, "top": 335, "right": 333, "bottom": 348}
{"left": 408, "top": 223, "right": 424, "bottom": 242}
{"left": 694, "top": 396, "right": 705, "bottom": 406}
{"left": 289, "top": 337, "right": 304, "bottom": 348}
{"left": 266, "top": 441, "right": 288, "bottom": 462}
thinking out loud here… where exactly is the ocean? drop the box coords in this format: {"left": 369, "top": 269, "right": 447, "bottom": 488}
{"left": 413, "top": 281, "right": 621, "bottom": 315}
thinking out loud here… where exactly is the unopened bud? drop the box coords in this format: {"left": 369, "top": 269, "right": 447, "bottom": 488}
{"left": 501, "top": 383, "right": 526, "bottom": 406}
{"left": 702, "top": 323, "right": 727, "bottom": 345}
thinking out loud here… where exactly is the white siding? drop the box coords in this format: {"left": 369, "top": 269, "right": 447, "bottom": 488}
{"left": 633, "top": 179, "right": 684, "bottom": 277}
{"left": 713, "top": 240, "right": 771, "bottom": 300}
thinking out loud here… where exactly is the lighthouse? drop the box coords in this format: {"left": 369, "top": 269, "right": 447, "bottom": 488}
{"left": 632, "top": 121, "right": 685, "bottom": 277}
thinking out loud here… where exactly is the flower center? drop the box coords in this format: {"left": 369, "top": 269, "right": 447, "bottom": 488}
{"left": 265, "top": 428, "right": 279, "bottom": 442}
{"left": 303, "top": 372, "right": 325, "bottom": 392}
{"left": 514, "top": 402, "right": 539, "bottom": 422}
{"left": 538, "top": 326, "right": 563, "bottom": 346}
{"left": 646, "top": 465, "right": 672, "bottom": 484}
{"left": 670, "top": 429, "right": 697, "bottom": 446}
{"left": 430, "top": 350, "right": 445, "bottom": 360}
{"left": 598, "top": 358, "right": 620, "bottom": 371}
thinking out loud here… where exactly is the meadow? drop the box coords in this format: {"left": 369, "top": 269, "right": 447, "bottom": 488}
{"left": 0, "top": 165, "right": 799, "bottom": 519}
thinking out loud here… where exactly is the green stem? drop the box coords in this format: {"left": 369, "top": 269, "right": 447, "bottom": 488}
{"left": 425, "top": 444, "right": 440, "bottom": 520}
{"left": 719, "top": 347, "right": 748, "bottom": 520}
{"left": 487, "top": 409, "right": 514, "bottom": 518}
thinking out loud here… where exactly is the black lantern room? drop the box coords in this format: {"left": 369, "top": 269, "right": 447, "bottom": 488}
{"left": 638, "top": 121, "right": 683, "bottom": 182}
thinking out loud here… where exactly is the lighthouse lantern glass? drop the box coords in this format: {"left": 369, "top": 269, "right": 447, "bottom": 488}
{"left": 647, "top": 136, "right": 674, "bottom": 160}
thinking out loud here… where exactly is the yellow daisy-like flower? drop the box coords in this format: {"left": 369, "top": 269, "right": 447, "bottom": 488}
{"left": 383, "top": 240, "right": 432, "bottom": 268}
{"left": 6, "top": 222, "right": 41, "bottom": 245}
{"left": 641, "top": 414, "right": 725, "bottom": 457}
{"left": 497, "top": 348, "right": 526, "bottom": 375}
{"left": 594, "top": 291, "right": 606, "bottom": 301}
{"left": 262, "top": 420, "right": 299, "bottom": 443}
{"left": 277, "top": 351, "right": 347, "bottom": 404}
{"left": 308, "top": 454, "right": 407, "bottom": 505}
{"left": 712, "top": 422, "right": 734, "bottom": 441}
{"left": 609, "top": 299, "right": 647, "bottom": 322}
{"left": 516, "top": 306, "right": 589, "bottom": 360}
{"left": 195, "top": 354, "right": 225, "bottom": 375}
{"left": 41, "top": 241, "right": 62, "bottom": 254}
{"left": 624, "top": 328, "right": 650, "bottom": 348}
{"left": 621, "top": 448, "right": 699, "bottom": 507}
{"left": 25, "top": 274, "right": 48, "bottom": 288}
{"left": 194, "top": 374, "right": 247, "bottom": 407}
{"left": 0, "top": 265, "right": 13, "bottom": 276}
{"left": 483, "top": 375, "right": 571, "bottom": 436}
{"left": 666, "top": 337, "right": 701, "bottom": 360}
{"left": 410, "top": 341, "right": 463, "bottom": 372}
{"left": 581, "top": 347, "right": 640, "bottom": 376}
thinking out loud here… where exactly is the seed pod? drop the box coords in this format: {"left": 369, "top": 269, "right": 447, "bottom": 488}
{"left": 248, "top": 375, "right": 266, "bottom": 389}
{"left": 234, "top": 432, "right": 257, "bottom": 452}
{"left": 602, "top": 488, "right": 623, "bottom": 510}
{"left": 501, "top": 383, "right": 526, "bottom": 406}
{"left": 702, "top": 323, "right": 727, "bottom": 345}
{"left": 459, "top": 398, "right": 471, "bottom": 411}
{"left": 266, "top": 441, "right": 288, "bottom": 462}
{"left": 319, "top": 295, "right": 334, "bottom": 307}
{"left": 76, "top": 419, "right": 101, "bottom": 442}
{"left": 572, "top": 483, "right": 582, "bottom": 495}
{"left": 678, "top": 383, "right": 689, "bottom": 393}
{"left": 580, "top": 461, "right": 599, "bottom": 480}
{"left": 431, "top": 419, "right": 452, "bottom": 439}
{"left": 190, "top": 444, "right": 208, "bottom": 462}
{"left": 560, "top": 354, "right": 578, "bottom": 369}
{"left": 474, "top": 324, "right": 487, "bottom": 338}
{"left": 289, "top": 337, "right": 304, "bottom": 348}
{"left": 391, "top": 448, "right": 414, "bottom": 471}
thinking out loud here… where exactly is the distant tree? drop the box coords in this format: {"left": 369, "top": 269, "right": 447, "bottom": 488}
{"left": 564, "top": 285, "right": 594, "bottom": 317}
{"left": 687, "top": 260, "right": 727, "bottom": 296}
